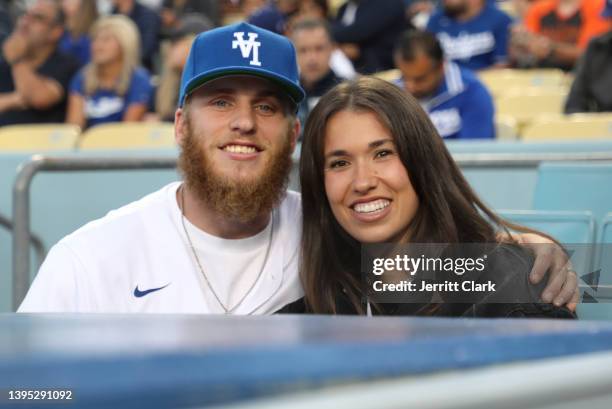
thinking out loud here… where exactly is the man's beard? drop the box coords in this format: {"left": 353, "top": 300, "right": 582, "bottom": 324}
{"left": 178, "top": 119, "right": 293, "bottom": 223}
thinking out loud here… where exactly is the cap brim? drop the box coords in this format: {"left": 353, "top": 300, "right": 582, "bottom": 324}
{"left": 181, "top": 66, "right": 305, "bottom": 107}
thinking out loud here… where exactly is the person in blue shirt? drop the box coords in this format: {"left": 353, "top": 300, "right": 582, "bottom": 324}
{"left": 58, "top": 0, "right": 99, "bottom": 67}
{"left": 426, "top": 0, "right": 513, "bottom": 70}
{"left": 247, "top": 0, "right": 300, "bottom": 34}
{"left": 394, "top": 29, "right": 495, "bottom": 139}
{"left": 66, "top": 15, "right": 153, "bottom": 129}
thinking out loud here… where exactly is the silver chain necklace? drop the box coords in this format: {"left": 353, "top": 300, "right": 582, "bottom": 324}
{"left": 179, "top": 185, "right": 274, "bottom": 314}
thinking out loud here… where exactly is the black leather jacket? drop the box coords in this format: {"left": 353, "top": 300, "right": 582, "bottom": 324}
{"left": 278, "top": 244, "right": 576, "bottom": 319}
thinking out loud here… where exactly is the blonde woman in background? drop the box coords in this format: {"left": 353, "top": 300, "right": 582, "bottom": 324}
{"left": 59, "top": 0, "right": 98, "bottom": 66}
{"left": 66, "top": 14, "right": 153, "bottom": 128}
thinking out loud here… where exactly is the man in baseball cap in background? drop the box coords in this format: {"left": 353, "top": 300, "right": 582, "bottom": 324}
{"left": 19, "top": 22, "right": 306, "bottom": 314}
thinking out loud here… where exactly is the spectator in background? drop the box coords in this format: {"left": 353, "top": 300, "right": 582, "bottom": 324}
{"left": 286, "top": 0, "right": 356, "bottom": 80}
{"left": 511, "top": 0, "right": 534, "bottom": 19}
{"left": 289, "top": 19, "right": 343, "bottom": 134}
{"left": 294, "top": 0, "right": 329, "bottom": 20}
{"left": 239, "top": 0, "right": 267, "bottom": 19}
{"left": 59, "top": 0, "right": 99, "bottom": 67}
{"left": 0, "top": 0, "right": 79, "bottom": 125}
{"left": 160, "top": 0, "right": 219, "bottom": 36}
{"left": 394, "top": 30, "right": 495, "bottom": 139}
{"left": 405, "top": 0, "right": 436, "bottom": 29}
{"left": 0, "top": 0, "right": 12, "bottom": 44}
{"left": 565, "top": 0, "right": 612, "bottom": 113}
{"left": 332, "top": 0, "right": 408, "bottom": 74}
{"left": 511, "top": 0, "right": 611, "bottom": 71}
{"left": 427, "top": 0, "right": 513, "bottom": 70}
{"left": 66, "top": 15, "right": 153, "bottom": 128}
{"left": 112, "top": 0, "right": 160, "bottom": 70}
{"left": 155, "top": 13, "right": 211, "bottom": 121}
{"left": 247, "top": 0, "right": 299, "bottom": 34}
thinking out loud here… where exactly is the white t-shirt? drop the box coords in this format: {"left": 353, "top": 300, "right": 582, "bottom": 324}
{"left": 18, "top": 182, "right": 304, "bottom": 314}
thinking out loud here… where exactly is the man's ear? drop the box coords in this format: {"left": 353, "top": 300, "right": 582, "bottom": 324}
{"left": 174, "top": 108, "right": 187, "bottom": 147}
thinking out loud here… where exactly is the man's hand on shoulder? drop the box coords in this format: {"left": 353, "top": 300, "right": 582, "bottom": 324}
{"left": 514, "top": 232, "right": 579, "bottom": 312}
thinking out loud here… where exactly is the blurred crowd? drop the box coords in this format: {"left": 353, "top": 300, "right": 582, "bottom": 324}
{"left": 1, "top": 0, "right": 611, "bottom": 139}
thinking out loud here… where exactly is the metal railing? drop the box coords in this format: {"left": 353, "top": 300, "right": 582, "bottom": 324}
{"left": 453, "top": 151, "right": 612, "bottom": 167}
{"left": 12, "top": 155, "right": 177, "bottom": 311}
{"left": 10, "top": 151, "right": 612, "bottom": 310}
{"left": 0, "top": 211, "right": 46, "bottom": 268}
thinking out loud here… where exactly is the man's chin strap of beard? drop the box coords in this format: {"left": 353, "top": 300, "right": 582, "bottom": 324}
{"left": 177, "top": 117, "right": 294, "bottom": 224}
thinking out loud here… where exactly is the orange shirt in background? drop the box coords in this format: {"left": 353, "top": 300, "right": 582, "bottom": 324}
{"left": 524, "top": 0, "right": 612, "bottom": 48}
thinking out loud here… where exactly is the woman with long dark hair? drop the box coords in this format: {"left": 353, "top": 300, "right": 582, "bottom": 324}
{"left": 283, "top": 76, "right": 575, "bottom": 317}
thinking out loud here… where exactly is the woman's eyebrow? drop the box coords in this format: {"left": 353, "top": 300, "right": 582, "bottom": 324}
{"left": 369, "top": 138, "right": 394, "bottom": 148}
{"left": 325, "top": 149, "right": 348, "bottom": 159}
{"left": 325, "top": 139, "right": 394, "bottom": 159}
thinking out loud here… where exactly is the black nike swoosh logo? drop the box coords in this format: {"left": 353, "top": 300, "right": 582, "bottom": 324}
{"left": 133, "top": 283, "right": 170, "bottom": 298}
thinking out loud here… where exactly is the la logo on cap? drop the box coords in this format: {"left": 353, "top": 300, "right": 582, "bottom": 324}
{"left": 232, "top": 32, "right": 262, "bottom": 67}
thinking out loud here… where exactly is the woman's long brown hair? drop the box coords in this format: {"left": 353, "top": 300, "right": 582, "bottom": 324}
{"left": 299, "top": 77, "right": 547, "bottom": 314}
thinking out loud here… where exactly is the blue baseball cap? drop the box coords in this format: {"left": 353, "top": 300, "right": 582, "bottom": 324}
{"left": 604, "top": 0, "right": 612, "bottom": 18}
{"left": 178, "top": 22, "right": 305, "bottom": 107}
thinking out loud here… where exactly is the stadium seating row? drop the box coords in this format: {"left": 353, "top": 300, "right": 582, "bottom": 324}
{"left": 0, "top": 123, "right": 176, "bottom": 151}
{"left": 4, "top": 112, "right": 611, "bottom": 150}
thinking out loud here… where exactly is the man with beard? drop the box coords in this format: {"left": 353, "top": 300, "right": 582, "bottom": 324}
{"left": 19, "top": 22, "right": 579, "bottom": 314}
{"left": 393, "top": 30, "right": 494, "bottom": 139}
{"left": 18, "top": 22, "right": 305, "bottom": 314}
{"left": 426, "top": 0, "right": 513, "bottom": 70}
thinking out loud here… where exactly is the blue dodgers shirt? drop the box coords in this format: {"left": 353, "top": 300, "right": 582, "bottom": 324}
{"left": 395, "top": 61, "right": 495, "bottom": 139}
{"left": 426, "top": 4, "right": 513, "bottom": 70}
{"left": 59, "top": 32, "right": 91, "bottom": 67}
{"left": 69, "top": 67, "right": 153, "bottom": 128}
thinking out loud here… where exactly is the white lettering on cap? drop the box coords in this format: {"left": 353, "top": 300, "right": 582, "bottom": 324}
{"left": 232, "top": 32, "right": 262, "bottom": 66}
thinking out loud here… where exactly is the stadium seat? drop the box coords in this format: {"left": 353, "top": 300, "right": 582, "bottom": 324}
{"left": 78, "top": 122, "right": 176, "bottom": 150}
{"left": 373, "top": 68, "right": 400, "bottom": 82}
{"left": 522, "top": 113, "right": 612, "bottom": 141}
{"left": 498, "top": 210, "right": 596, "bottom": 245}
{"left": 495, "top": 92, "right": 566, "bottom": 127}
{"left": 595, "top": 213, "right": 612, "bottom": 291}
{"left": 533, "top": 162, "right": 612, "bottom": 223}
{"left": 445, "top": 140, "right": 612, "bottom": 210}
{"left": 479, "top": 68, "right": 569, "bottom": 92}
{"left": 498, "top": 210, "right": 596, "bottom": 304}
{"left": 578, "top": 213, "right": 612, "bottom": 320}
{"left": 0, "top": 124, "right": 80, "bottom": 152}
{"left": 495, "top": 114, "right": 519, "bottom": 140}
{"left": 533, "top": 164, "right": 612, "bottom": 320}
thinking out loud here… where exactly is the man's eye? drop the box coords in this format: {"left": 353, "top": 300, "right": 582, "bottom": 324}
{"left": 256, "top": 104, "right": 275, "bottom": 113}
{"left": 212, "top": 99, "right": 230, "bottom": 108}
